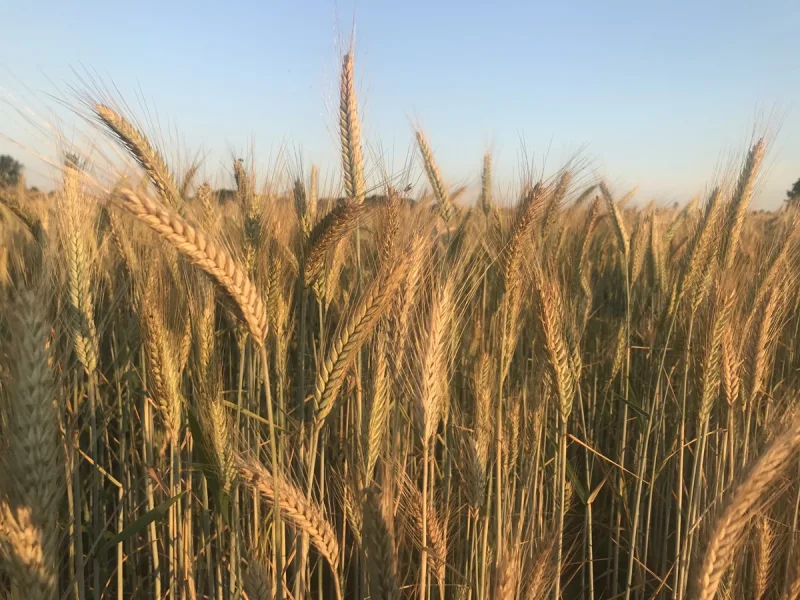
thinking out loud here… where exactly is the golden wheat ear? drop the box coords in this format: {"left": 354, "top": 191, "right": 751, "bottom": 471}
{"left": 95, "top": 104, "right": 183, "bottom": 210}
{"left": 115, "top": 188, "right": 267, "bottom": 343}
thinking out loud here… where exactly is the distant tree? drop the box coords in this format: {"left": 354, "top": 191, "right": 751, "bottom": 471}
{"left": 0, "top": 155, "right": 23, "bottom": 187}
{"left": 787, "top": 177, "right": 800, "bottom": 205}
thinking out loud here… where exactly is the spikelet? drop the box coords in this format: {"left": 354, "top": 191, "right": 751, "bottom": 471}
{"left": 179, "top": 162, "right": 199, "bottom": 201}
{"left": 503, "top": 183, "right": 546, "bottom": 300}
{"left": 308, "top": 164, "right": 319, "bottom": 223}
{"left": 139, "top": 274, "right": 183, "bottom": 440}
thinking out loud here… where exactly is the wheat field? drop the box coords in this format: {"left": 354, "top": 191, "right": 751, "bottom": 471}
{"left": 1, "top": 51, "right": 799, "bottom": 600}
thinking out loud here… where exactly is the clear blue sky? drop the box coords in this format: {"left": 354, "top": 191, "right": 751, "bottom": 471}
{"left": 2, "top": 0, "right": 799, "bottom": 207}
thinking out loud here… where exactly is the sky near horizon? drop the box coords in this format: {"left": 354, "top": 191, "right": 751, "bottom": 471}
{"left": 1, "top": 0, "right": 799, "bottom": 208}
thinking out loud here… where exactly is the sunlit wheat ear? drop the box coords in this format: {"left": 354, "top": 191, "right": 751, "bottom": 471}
{"left": 95, "top": 104, "right": 183, "bottom": 210}
{"left": 501, "top": 182, "right": 546, "bottom": 303}
{"left": 363, "top": 328, "right": 390, "bottom": 484}
{"left": 522, "top": 535, "right": 559, "bottom": 600}
{"left": 293, "top": 178, "right": 311, "bottom": 238}
{"left": 494, "top": 544, "right": 522, "bottom": 599}
{"left": 179, "top": 162, "right": 198, "bottom": 201}
{"left": 753, "top": 516, "right": 774, "bottom": 600}
{"left": 303, "top": 198, "right": 368, "bottom": 287}
{"left": 139, "top": 274, "right": 183, "bottom": 439}
{"left": 629, "top": 213, "right": 648, "bottom": 283}
{"left": 541, "top": 170, "right": 572, "bottom": 242}
{"left": 196, "top": 376, "right": 236, "bottom": 496}
{"left": 574, "top": 196, "right": 601, "bottom": 292}
{"left": 532, "top": 265, "right": 575, "bottom": 420}
{"left": 722, "top": 138, "right": 766, "bottom": 268}
{"left": 600, "top": 181, "right": 630, "bottom": 258}
{"left": 308, "top": 164, "right": 319, "bottom": 223}
{"left": 676, "top": 187, "right": 724, "bottom": 306}
{"left": 413, "top": 277, "right": 456, "bottom": 446}
{"left": 472, "top": 352, "right": 493, "bottom": 479}
{"left": 698, "top": 289, "right": 733, "bottom": 426}
{"left": 415, "top": 130, "right": 453, "bottom": 221}
{"left": 691, "top": 405, "right": 800, "bottom": 600}
{"left": 313, "top": 237, "right": 420, "bottom": 431}
{"left": 116, "top": 188, "right": 267, "bottom": 343}
{"left": 399, "top": 476, "right": 447, "bottom": 590}
{"left": 340, "top": 51, "right": 366, "bottom": 205}
{"left": 1, "top": 289, "right": 59, "bottom": 599}
{"left": 238, "top": 456, "right": 342, "bottom": 595}
{"left": 379, "top": 189, "right": 400, "bottom": 268}
{"left": 61, "top": 164, "right": 99, "bottom": 375}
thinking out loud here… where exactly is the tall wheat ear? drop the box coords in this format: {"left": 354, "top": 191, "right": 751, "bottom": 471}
{"left": 691, "top": 403, "right": 800, "bottom": 600}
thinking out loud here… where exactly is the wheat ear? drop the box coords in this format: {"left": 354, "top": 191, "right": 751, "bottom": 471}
{"left": 722, "top": 138, "right": 765, "bottom": 268}
{"left": 116, "top": 188, "right": 267, "bottom": 343}
{"left": 314, "top": 238, "right": 418, "bottom": 430}
{"left": 416, "top": 130, "right": 453, "bottom": 221}
{"left": 96, "top": 104, "right": 183, "bottom": 209}
{"left": 1, "top": 289, "right": 59, "bottom": 600}
{"left": 691, "top": 406, "right": 800, "bottom": 600}
{"left": 600, "top": 181, "right": 630, "bottom": 258}
{"left": 238, "top": 456, "right": 342, "bottom": 598}
{"left": 340, "top": 51, "right": 366, "bottom": 205}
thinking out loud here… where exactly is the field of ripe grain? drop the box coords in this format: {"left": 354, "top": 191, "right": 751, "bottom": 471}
{"left": 1, "top": 51, "right": 798, "bottom": 600}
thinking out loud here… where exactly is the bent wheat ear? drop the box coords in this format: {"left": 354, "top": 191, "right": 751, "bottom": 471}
{"left": 116, "top": 188, "right": 267, "bottom": 343}
{"left": 416, "top": 130, "right": 453, "bottom": 221}
{"left": 238, "top": 456, "right": 341, "bottom": 595}
{"left": 691, "top": 406, "right": 800, "bottom": 600}
{"left": 304, "top": 199, "right": 367, "bottom": 286}
{"left": 96, "top": 104, "right": 183, "bottom": 210}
